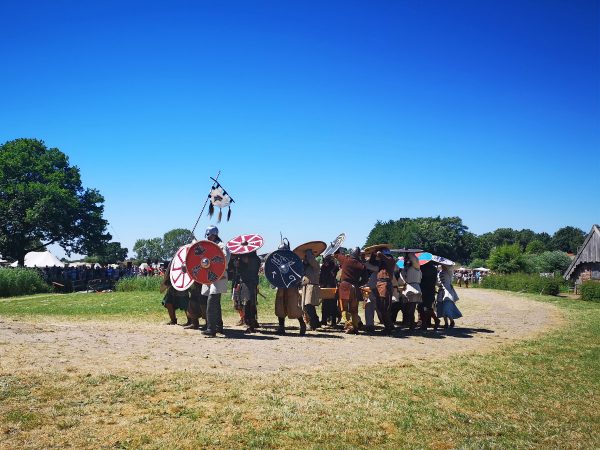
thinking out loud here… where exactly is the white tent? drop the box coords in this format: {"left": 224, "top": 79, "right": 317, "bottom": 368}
{"left": 68, "top": 262, "right": 90, "bottom": 268}
{"left": 10, "top": 251, "right": 65, "bottom": 268}
{"left": 473, "top": 267, "right": 490, "bottom": 272}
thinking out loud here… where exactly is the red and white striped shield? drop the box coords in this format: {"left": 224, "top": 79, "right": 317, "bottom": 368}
{"left": 226, "top": 234, "right": 264, "bottom": 255}
{"left": 170, "top": 244, "right": 194, "bottom": 291}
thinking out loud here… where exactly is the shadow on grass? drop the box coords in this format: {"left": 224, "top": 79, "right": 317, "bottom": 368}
{"left": 220, "top": 329, "right": 279, "bottom": 340}
{"left": 202, "top": 322, "right": 495, "bottom": 340}
{"left": 443, "top": 327, "right": 495, "bottom": 338}
{"left": 402, "top": 326, "right": 495, "bottom": 340}
{"left": 252, "top": 322, "right": 345, "bottom": 339}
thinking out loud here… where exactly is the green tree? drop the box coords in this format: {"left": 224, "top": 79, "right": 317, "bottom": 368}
{"left": 133, "top": 238, "right": 164, "bottom": 262}
{"left": 86, "top": 242, "right": 129, "bottom": 265}
{"left": 515, "top": 229, "right": 537, "bottom": 250}
{"left": 550, "top": 226, "right": 585, "bottom": 253}
{"left": 162, "top": 228, "right": 194, "bottom": 259}
{"left": 535, "top": 232, "right": 552, "bottom": 248}
{"left": 477, "top": 228, "right": 538, "bottom": 255}
{"left": 488, "top": 228, "right": 519, "bottom": 247}
{"left": 525, "top": 240, "right": 546, "bottom": 254}
{"left": 471, "top": 233, "right": 494, "bottom": 260}
{"left": 364, "top": 217, "right": 473, "bottom": 262}
{"left": 0, "top": 138, "right": 111, "bottom": 266}
{"left": 487, "top": 244, "right": 527, "bottom": 274}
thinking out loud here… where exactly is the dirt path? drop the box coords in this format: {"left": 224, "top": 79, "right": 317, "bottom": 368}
{"left": 0, "top": 289, "right": 562, "bottom": 376}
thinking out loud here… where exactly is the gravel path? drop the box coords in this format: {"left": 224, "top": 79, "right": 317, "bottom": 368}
{"left": 0, "top": 289, "right": 562, "bottom": 375}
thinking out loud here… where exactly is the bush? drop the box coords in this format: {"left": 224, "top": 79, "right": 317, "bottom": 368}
{"left": 580, "top": 281, "right": 600, "bottom": 302}
{"left": 468, "top": 258, "right": 488, "bottom": 269}
{"left": 487, "top": 244, "right": 527, "bottom": 274}
{"left": 115, "top": 276, "right": 162, "bottom": 292}
{"left": 0, "top": 268, "right": 51, "bottom": 297}
{"left": 480, "top": 273, "right": 561, "bottom": 296}
{"left": 525, "top": 251, "right": 572, "bottom": 274}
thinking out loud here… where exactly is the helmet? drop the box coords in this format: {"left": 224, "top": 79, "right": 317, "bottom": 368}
{"left": 205, "top": 225, "right": 219, "bottom": 238}
{"left": 350, "top": 247, "right": 361, "bottom": 259}
{"left": 278, "top": 238, "right": 290, "bottom": 250}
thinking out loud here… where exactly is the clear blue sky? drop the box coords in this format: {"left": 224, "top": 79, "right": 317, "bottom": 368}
{"left": 1, "top": 0, "right": 598, "bottom": 257}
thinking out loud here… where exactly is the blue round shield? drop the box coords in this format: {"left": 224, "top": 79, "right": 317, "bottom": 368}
{"left": 264, "top": 249, "right": 304, "bottom": 289}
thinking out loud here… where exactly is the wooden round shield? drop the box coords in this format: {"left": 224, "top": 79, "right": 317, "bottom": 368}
{"left": 186, "top": 240, "right": 227, "bottom": 284}
{"left": 264, "top": 249, "right": 304, "bottom": 289}
{"left": 170, "top": 244, "right": 194, "bottom": 291}
{"left": 323, "top": 233, "right": 346, "bottom": 257}
{"left": 227, "top": 234, "right": 264, "bottom": 255}
{"left": 363, "top": 243, "right": 393, "bottom": 255}
{"left": 293, "top": 241, "right": 327, "bottom": 258}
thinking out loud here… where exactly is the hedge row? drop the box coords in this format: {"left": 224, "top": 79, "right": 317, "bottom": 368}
{"left": 480, "top": 273, "right": 561, "bottom": 296}
{"left": 115, "top": 276, "right": 162, "bottom": 292}
{"left": 0, "top": 268, "right": 51, "bottom": 298}
{"left": 580, "top": 281, "right": 600, "bottom": 302}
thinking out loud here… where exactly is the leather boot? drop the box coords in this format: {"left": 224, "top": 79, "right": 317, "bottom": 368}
{"left": 420, "top": 309, "right": 431, "bottom": 330}
{"left": 184, "top": 318, "right": 200, "bottom": 330}
{"left": 298, "top": 318, "right": 306, "bottom": 336}
{"left": 276, "top": 318, "right": 286, "bottom": 335}
{"left": 201, "top": 329, "right": 216, "bottom": 338}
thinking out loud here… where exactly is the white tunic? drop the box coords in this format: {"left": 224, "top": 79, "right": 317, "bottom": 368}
{"left": 437, "top": 267, "right": 459, "bottom": 303}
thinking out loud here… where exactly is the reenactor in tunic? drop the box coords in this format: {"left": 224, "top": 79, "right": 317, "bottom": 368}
{"left": 319, "top": 255, "right": 340, "bottom": 327}
{"left": 419, "top": 261, "right": 440, "bottom": 330}
{"left": 335, "top": 247, "right": 366, "bottom": 334}
{"left": 398, "top": 252, "right": 422, "bottom": 330}
{"left": 160, "top": 262, "right": 191, "bottom": 325}
{"left": 372, "top": 248, "right": 396, "bottom": 334}
{"left": 275, "top": 241, "right": 306, "bottom": 335}
{"left": 234, "top": 251, "right": 262, "bottom": 333}
{"left": 201, "top": 226, "right": 231, "bottom": 338}
{"left": 300, "top": 249, "right": 322, "bottom": 330}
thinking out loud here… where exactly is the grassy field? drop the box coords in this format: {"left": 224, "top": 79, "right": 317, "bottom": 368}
{"left": 1, "top": 291, "right": 599, "bottom": 449}
{"left": 0, "top": 288, "right": 278, "bottom": 323}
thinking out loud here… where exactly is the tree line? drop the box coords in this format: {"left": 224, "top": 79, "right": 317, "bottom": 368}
{"left": 365, "top": 217, "right": 586, "bottom": 273}
{"left": 133, "top": 229, "right": 195, "bottom": 263}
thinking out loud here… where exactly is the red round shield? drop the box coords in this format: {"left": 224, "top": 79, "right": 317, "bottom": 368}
{"left": 227, "top": 234, "right": 264, "bottom": 255}
{"left": 169, "top": 244, "right": 194, "bottom": 291}
{"left": 186, "top": 240, "right": 227, "bottom": 284}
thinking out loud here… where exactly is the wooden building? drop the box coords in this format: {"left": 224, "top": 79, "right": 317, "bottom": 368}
{"left": 564, "top": 225, "right": 600, "bottom": 288}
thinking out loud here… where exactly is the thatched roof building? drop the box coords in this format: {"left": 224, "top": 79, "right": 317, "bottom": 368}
{"left": 564, "top": 225, "right": 600, "bottom": 283}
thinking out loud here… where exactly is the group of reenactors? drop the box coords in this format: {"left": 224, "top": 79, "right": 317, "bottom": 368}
{"left": 161, "top": 227, "right": 462, "bottom": 337}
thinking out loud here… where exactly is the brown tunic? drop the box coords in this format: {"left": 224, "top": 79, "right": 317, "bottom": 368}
{"left": 335, "top": 254, "right": 365, "bottom": 285}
